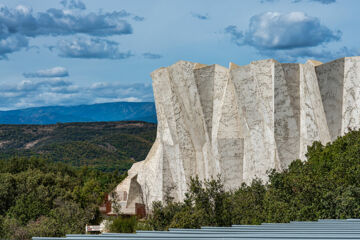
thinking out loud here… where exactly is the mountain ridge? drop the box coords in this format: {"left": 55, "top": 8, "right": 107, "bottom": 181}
{"left": 0, "top": 102, "right": 157, "bottom": 124}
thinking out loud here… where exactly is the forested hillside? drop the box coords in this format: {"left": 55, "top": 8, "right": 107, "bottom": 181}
{"left": 0, "top": 121, "right": 156, "bottom": 172}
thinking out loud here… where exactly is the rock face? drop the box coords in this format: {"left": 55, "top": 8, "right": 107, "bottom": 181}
{"left": 113, "top": 57, "right": 360, "bottom": 213}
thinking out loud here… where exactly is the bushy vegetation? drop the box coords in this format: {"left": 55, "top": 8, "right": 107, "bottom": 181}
{"left": 108, "top": 216, "right": 137, "bottom": 233}
{"left": 0, "top": 156, "right": 125, "bottom": 239}
{"left": 148, "top": 130, "right": 360, "bottom": 230}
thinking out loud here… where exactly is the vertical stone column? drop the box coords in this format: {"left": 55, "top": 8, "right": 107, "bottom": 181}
{"left": 316, "top": 58, "right": 345, "bottom": 141}
{"left": 316, "top": 57, "right": 360, "bottom": 141}
{"left": 274, "top": 63, "right": 301, "bottom": 168}
{"left": 231, "top": 59, "right": 278, "bottom": 183}
{"left": 342, "top": 57, "right": 360, "bottom": 133}
{"left": 298, "top": 60, "right": 331, "bottom": 160}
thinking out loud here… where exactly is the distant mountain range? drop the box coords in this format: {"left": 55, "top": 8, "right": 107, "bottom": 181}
{"left": 0, "top": 102, "right": 157, "bottom": 124}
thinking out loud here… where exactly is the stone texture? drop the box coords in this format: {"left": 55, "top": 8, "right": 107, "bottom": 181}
{"left": 113, "top": 57, "right": 360, "bottom": 214}
{"left": 316, "top": 57, "right": 360, "bottom": 140}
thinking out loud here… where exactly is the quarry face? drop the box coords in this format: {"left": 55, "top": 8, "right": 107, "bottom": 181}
{"left": 113, "top": 57, "right": 360, "bottom": 213}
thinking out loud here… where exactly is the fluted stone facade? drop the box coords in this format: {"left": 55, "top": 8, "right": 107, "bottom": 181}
{"left": 114, "top": 57, "right": 360, "bottom": 213}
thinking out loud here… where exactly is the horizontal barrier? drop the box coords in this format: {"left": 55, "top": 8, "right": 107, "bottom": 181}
{"left": 33, "top": 219, "right": 360, "bottom": 240}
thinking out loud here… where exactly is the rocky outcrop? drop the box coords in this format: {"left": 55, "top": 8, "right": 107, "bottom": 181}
{"left": 113, "top": 57, "right": 360, "bottom": 213}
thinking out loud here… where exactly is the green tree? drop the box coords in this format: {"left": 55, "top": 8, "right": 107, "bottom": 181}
{"left": 0, "top": 156, "right": 123, "bottom": 239}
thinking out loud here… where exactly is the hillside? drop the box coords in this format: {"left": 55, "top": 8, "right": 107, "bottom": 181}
{"left": 0, "top": 121, "right": 157, "bottom": 172}
{"left": 0, "top": 102, "right": 157, "bottom": 124}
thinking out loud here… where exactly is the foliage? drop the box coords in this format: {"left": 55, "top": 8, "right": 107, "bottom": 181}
{"left": 231, "top": 179, "right": 266, "bottom": 225}
{"left": 148, "top": 176, "right": 232, "bottom": 230}
{"left": 0, "top": 156, "right": 125, "bottom": 239}
{"left": 109, "top": 216, "right": 137, "bottom": 233}
{"left": 147, "top": 130, "right": 360, "bottom": 230}
{"left": 135, "top": 220, "right": 153, "bottom": 231}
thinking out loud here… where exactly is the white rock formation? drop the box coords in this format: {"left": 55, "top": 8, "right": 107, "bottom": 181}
{"left": 113, "top": 57, "right": 360, "bottom": 214}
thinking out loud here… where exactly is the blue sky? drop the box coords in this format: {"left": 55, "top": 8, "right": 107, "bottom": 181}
{"left": 0, "top": 0, "right": 359, "bottom": 110}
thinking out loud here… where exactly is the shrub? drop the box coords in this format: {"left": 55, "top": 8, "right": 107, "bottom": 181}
{"left": 109, "top": 216, "right": 137, "bottom": 233}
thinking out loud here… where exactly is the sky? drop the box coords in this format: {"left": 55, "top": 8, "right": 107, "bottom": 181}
{"left": 0, "top": 0, "right": 359, "bottom": 110}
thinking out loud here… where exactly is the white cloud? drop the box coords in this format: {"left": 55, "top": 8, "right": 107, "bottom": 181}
{"left": 0, "top": 79, "right": 153, "bottom": 110}
{"left": 0, "top": 3, "right": 143, "bottom": 58}
{"left": 23, "top": 67, "right": 69, "bottom": 78}
{"left": 225, "top": 11, "right": 347, "bottom": 62}
{"left": 0, "top": 35, "right": 28, "bottom": 59}
{"left": 56, "top": 37, "right": 133, "bottom": 59}
{"left": 0, "top": 5, "right": 133, "bottom": 38}
{"left": 60, "top": 0, "right": 86, "bottom": 10}
{"left": 94, "top": 97, "right": 141, "bottom": 104}
{"left": 226, "top": 12, "right": 341, "bottom": 50}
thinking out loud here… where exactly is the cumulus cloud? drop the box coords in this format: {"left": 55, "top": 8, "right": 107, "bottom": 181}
{"left": 143, "top": 52, "right": 162, "bottom": 59}
{"left": 0, "top": 4, "right": 144, "bottom": 58}
{"left": 225, "top": 11, "right": 344, "bottom": 62}
{"left": 56, "top": 37, "right": 133, "bottom": 59}
{"left": 0, "top": 79, "right": 153, "bottom": 110}
{"left": 226, "top": 12, "right": 341, "bottom": 50}
{"left": 0, "top": 5, "right": 132, "bottom": 38}
{"left": 23, "top": 67, "right": 69, "bottom": 78}
{"left": 0, "top": 35, "right": 29, "bottom": 59}
{"left": 191, "top": 12, "right": 210, "bottom": 20}
{"left": 60, "top": 0, "right": 86, "bottom": 10}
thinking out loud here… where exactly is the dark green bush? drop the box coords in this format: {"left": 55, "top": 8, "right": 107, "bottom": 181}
{"left": 109, "top": 216, "right": 137, "bottom": 233}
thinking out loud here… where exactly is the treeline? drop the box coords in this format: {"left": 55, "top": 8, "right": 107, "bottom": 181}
{"left": 147, "top": 130, "right": 360, "bottom": 230}
{"left": 0, "top": 156, "right": 125, "bottom": 239}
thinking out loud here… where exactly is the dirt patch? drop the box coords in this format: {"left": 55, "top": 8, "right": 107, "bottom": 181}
{"left": 98, "top": 143, "right": 117, "bottom": 152}
{"left": 24, "top": 137, "right": 49, "bottom": 149}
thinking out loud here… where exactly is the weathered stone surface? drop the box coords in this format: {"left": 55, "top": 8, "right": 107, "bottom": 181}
{"left": 113, "top": 57, "right": 360, "bottom": 214}
{"left": 316, "top": 57, "right": 360, "bottom": 140}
